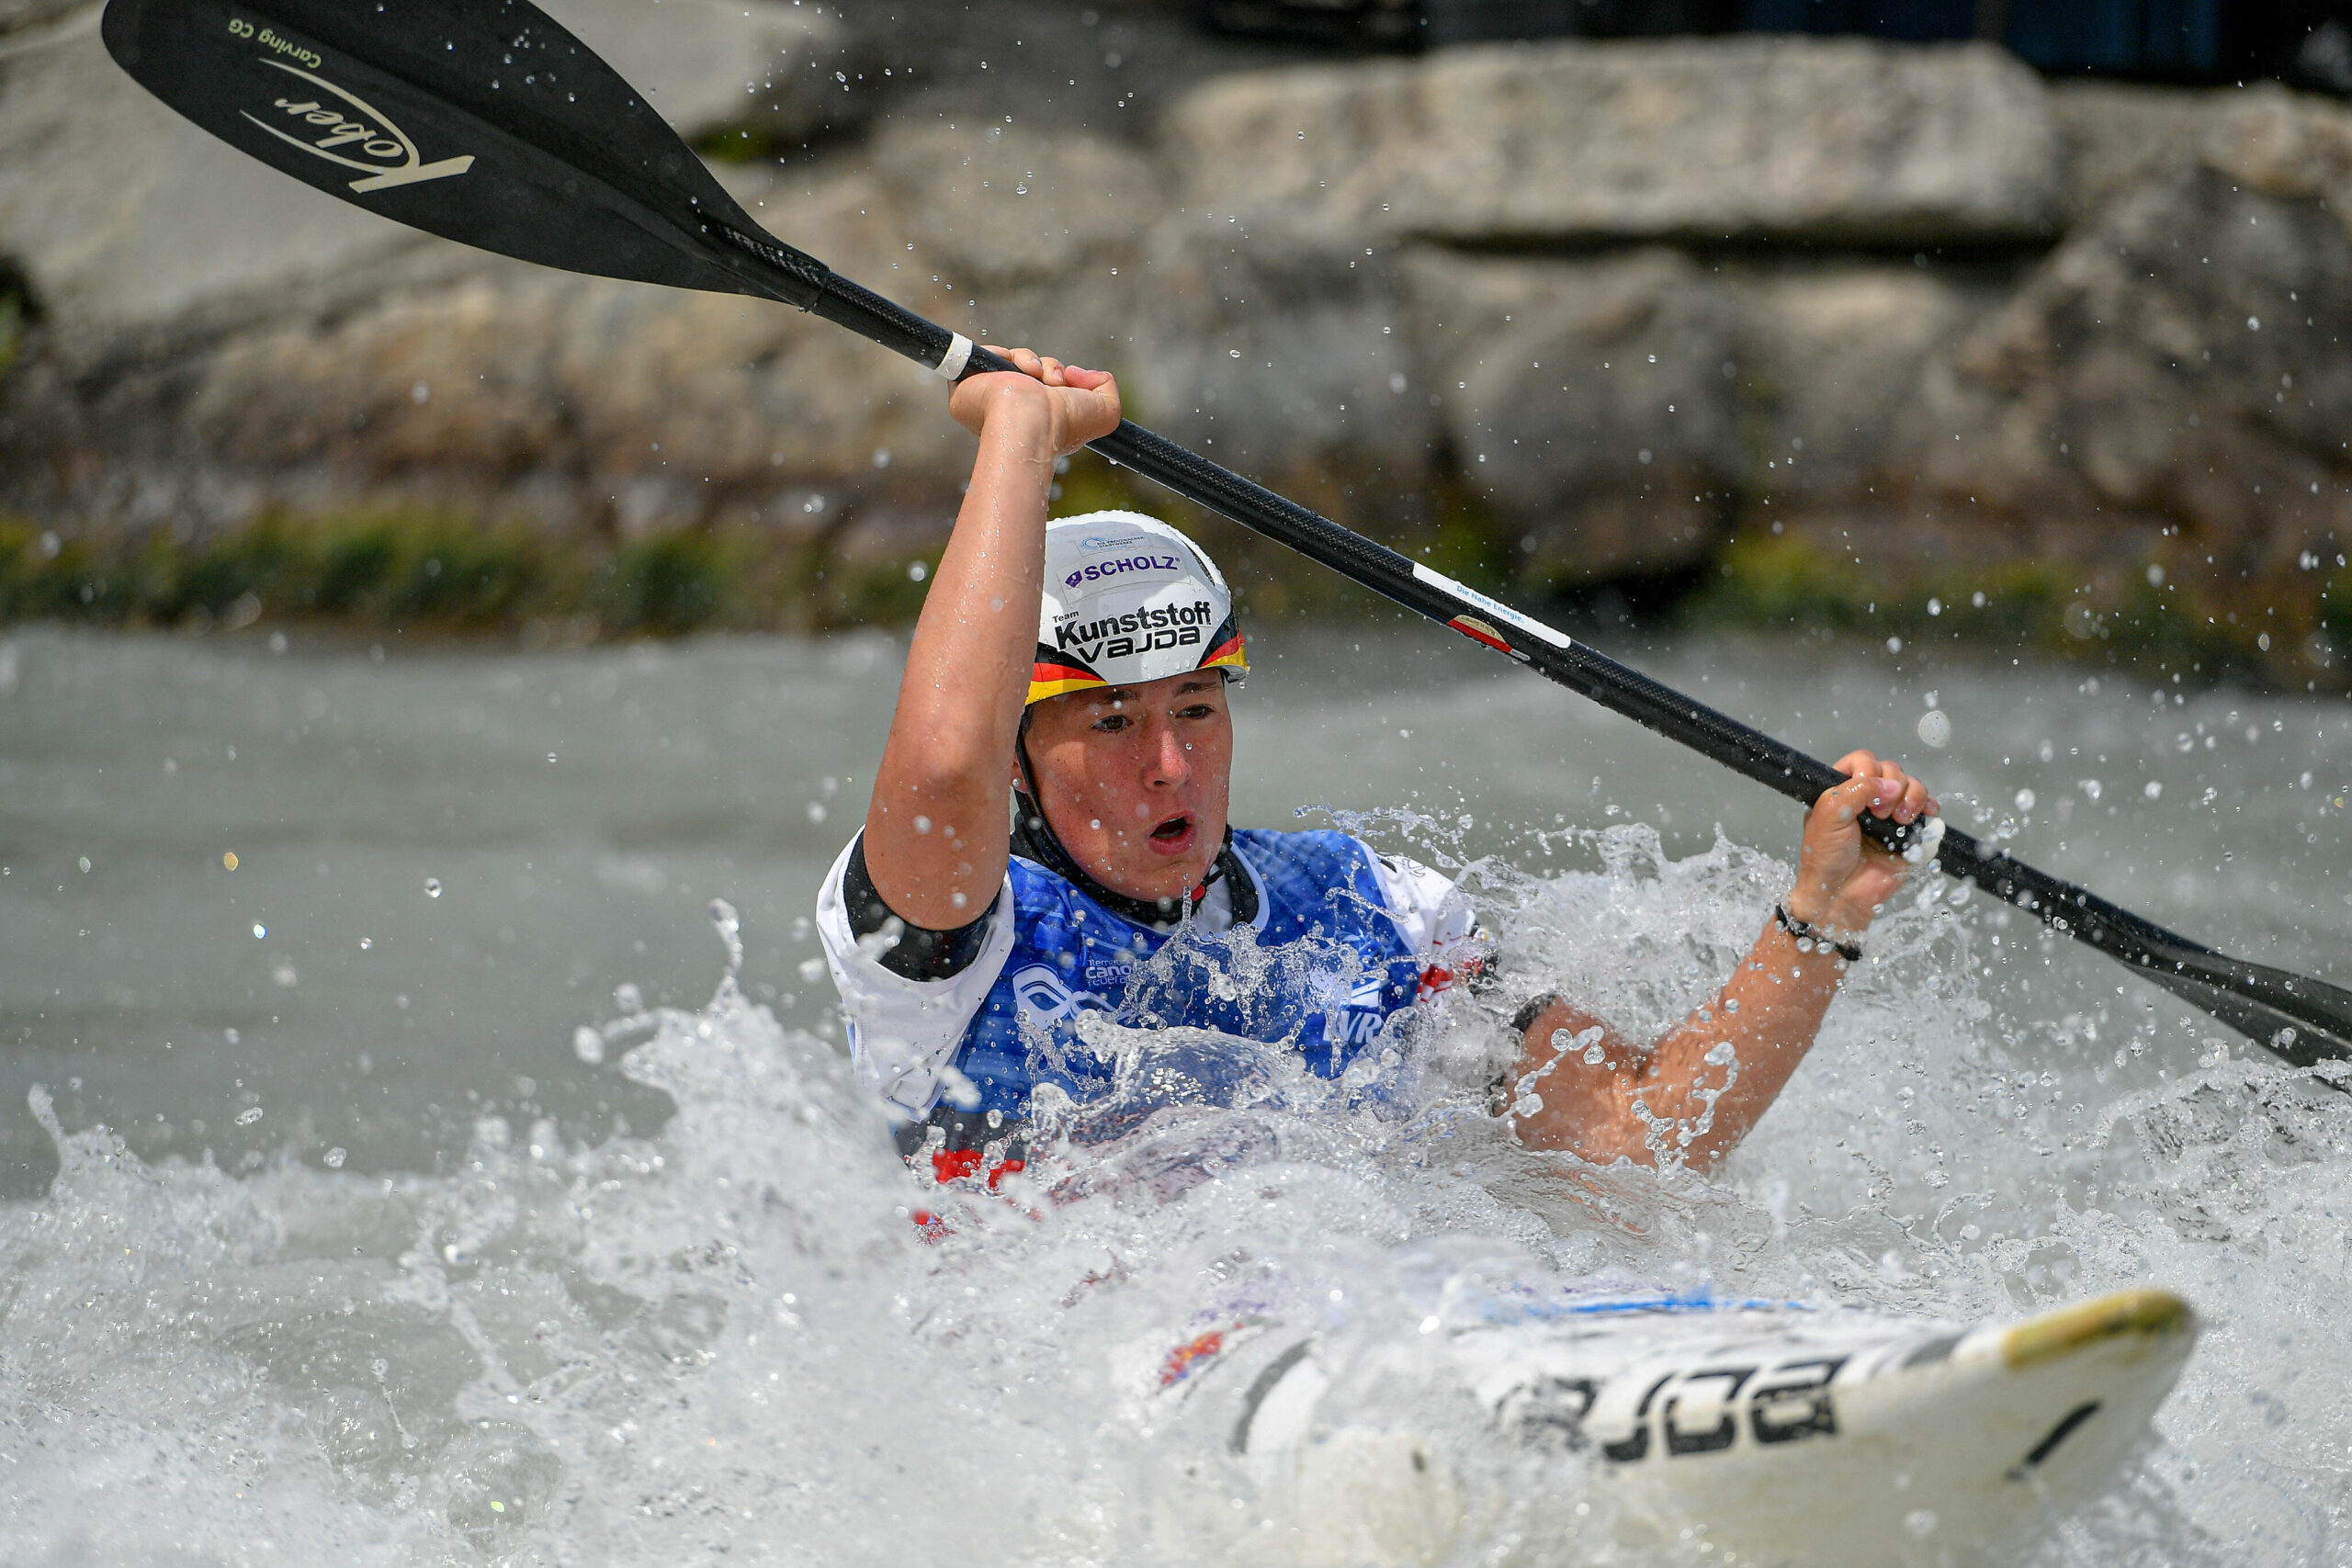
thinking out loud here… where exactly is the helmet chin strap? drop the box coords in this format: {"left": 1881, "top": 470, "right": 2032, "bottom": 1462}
{"left": 1012, "top": 709, "right": 1242, "bottom": 930}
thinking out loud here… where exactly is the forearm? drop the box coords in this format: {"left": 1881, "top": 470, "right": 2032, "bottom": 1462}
{"left": 866, "top": 406, "right": 1057, "bottom": 924}
{"left": 1510, "top": 914, "right": 1848, "bottom": 1169}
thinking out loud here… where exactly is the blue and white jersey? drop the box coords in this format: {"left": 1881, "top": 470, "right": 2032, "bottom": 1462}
{"left": 817, "top": 829, "right": 1476, "bottom": 1127}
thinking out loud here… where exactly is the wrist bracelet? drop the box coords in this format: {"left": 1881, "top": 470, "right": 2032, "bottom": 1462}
{"left": 1775, "top": 903, "right": 1862, "bottom": 963}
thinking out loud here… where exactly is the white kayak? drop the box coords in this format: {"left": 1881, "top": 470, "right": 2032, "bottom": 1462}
{"left": 1139, "top": 1283, "right": 2197, "bottom": 1566}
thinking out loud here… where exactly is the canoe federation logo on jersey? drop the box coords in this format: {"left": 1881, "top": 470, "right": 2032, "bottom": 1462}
{"left": 1051, "top": 598, "right": 1216, "bottom": 662}
{"left": 1078, "top": 534, "right": 1153, "bottom": 554}
{"left": 1008, "top": 964, "right": 1107, "bottom": 1026}
{"left": 1063, "top": 553, "right": 1182, "bottom": 590}
{"left": 227, "top": 24, "right": 477, "bottom": 194}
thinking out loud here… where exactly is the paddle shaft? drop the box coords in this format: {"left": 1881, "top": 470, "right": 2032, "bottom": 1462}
{"left": 98, "top": 0, "right": 2352, "bottom": 1066}
{"left": 737, "top": 243, "right": 2352, "bottom": 1066}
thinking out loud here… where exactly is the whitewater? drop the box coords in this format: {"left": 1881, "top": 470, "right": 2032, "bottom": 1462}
{"left": 2, "top": 622, "right": 2347, "bottom": 1564}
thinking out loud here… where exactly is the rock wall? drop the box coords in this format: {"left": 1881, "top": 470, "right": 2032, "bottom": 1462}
{"left": 2, "top": 2, "right": 2346, "bottom": 671}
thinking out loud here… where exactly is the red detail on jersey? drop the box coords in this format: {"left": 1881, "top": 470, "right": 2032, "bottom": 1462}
{"left": 1418, "top": 953, "right": 1484, "bottom": 1000}
{"left": 931, "top": 1146, "right": 1027, "bottom": 1189}
{"left": 1159, "top": 1329, "right": 1226, "bottom": 1388}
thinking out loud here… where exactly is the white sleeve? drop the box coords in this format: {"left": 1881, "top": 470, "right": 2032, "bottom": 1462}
{"left": 1363, "top": 847, "right": 1479, "bottom": 997}
{"left": 814, "top": 834, "right": 1017, "bottom": 1122}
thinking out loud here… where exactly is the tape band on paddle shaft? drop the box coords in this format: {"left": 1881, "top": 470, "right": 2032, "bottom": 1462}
{"left": 934, "top": 334, "right": 975, "bottom": 382}
{"left": 96, "top": 0, "right": 2352, "bottom": 1066}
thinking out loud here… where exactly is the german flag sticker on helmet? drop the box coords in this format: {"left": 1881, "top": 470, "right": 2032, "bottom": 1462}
{"left": 1028, "top": 513, "right": 1246, "bottom": 705}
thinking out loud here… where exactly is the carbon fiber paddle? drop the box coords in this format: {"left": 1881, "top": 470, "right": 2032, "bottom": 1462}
{"left": 101, "top": 0, "right": 2352, "bottom": 1065}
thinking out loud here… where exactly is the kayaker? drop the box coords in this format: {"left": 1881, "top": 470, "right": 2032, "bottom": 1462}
{"left": 817, "top": 350, "right": 1938, "bottom": 1181}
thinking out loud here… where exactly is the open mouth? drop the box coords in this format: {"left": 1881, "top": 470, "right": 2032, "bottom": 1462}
{"left": 1148, "top": 813, "right": 1195, "bottom": 850}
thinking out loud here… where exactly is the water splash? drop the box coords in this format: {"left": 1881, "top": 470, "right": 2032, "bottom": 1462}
{"left": 1, "top": 829, "right": 2345, "bottom": 1564}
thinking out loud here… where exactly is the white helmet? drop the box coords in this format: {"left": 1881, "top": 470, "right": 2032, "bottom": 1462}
{"left": 1027, "top": 512, "right": 1246, "bottom": 705}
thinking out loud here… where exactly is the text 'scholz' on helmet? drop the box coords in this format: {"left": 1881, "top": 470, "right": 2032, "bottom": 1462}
{"left": 1028, "top": 512, "right": 1246, "bottom": 705}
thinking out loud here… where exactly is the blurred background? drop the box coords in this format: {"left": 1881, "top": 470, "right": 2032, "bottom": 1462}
{"left": 3, "top": 0, "right": 2350, "bottom": 676}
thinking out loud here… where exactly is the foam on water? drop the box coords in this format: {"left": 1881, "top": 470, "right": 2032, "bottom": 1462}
{"left": 3, "top": 813, "right": 2347, "bottom": 1565}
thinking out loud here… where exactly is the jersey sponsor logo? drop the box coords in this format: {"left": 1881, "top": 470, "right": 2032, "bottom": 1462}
{"left": 1052, "top": 598, "right": 1215, "bottom": 663}
{"left": 231, "top": 38, "right": 477, "bottom": 193}
{"left": 1321, "top": 971, "right": 1393, "bottom": 1048}
{"left": 1079, "top": 533, "right": 1153, "bottom": 553}
{"left": 1063, "top": 554, "right": 1181, "bottom": 590}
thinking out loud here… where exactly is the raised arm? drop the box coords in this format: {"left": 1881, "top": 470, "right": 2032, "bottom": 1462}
{"left": 863, "top": 352, "right": 1121, "bottom": 929}
{"left": 1509, "top": 751, "right": 1936, "bottom": 1170}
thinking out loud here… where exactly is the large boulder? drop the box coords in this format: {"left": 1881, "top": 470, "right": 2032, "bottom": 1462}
{"left": 1884, "top": 87, "right": 2352, "bottom": 650}
{"left": 1124, "top": 219, "right": 1432, "bottom": 514}
{"left": 1163, "top": 35, "right": 2061, "bottom": 251}
{"left": 0, "top": 164, "right": 973, "bottom": 539}
{"left": 1400, "top": 247, "right": 1742, "bottom": 583}
{"left": 1730, "top": 262, "right": 1996, "bottom": 504}
{"left": 0, "top": 113, "right": 1166, "bottom": 545}
{"left": 2046, "top": 80, "right": 2230, "bottom": 226}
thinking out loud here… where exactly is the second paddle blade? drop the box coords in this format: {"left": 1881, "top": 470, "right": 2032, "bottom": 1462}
{"left": 101, "top": 0, "right": 783, "bottom": 299}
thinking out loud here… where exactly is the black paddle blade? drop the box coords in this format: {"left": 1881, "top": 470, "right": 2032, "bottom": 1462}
{"left": 100, "top": 0, "right": 820, "bottom": 303}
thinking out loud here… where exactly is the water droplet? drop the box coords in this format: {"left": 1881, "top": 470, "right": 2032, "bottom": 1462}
{"left": 907, "top": 561, "right": 927, "bottom": 582}
{"left": 709, "top": 898, "right": 743, "bottom": 975}
{"left": 1228, "top": 348, "right": 1241, "bottom": 358}
{"left": 615, "top": 981, "right": 644, "bottom": 1013}
{"left": 235, "top": 1107, "right": 264, "bottom": 1126}
{"left": 253, "top": 923, "right": 267, "bottom": 940}
{"left": 807, "top": 801, "right": 828, "bottom": 822}
{"left": 2014, "top": 788, "right": 2036, "bottom": 811}
{"left": 1904, "top": 1508, "right": 1938, "bottom": 1538}
{"left": 424, "top": 877, "right": 443, "bottom": 898}
{"left": 1916, "top": 710, "right": 1951, "bottom": 748}
{"left": 572, "top": 1025, "right": 605, "bottom": 1065}
{"left": 76, "top": 855, "right": 91, "bottom": 874}
{"left": 2143, "top": 780, "right": 2163, "bottom": 800}
{"left": 222, "top": 851, "right": 238, "bottom": 870}
{"left": 323, "top": 1147, "right": 346, "bottom": 1168}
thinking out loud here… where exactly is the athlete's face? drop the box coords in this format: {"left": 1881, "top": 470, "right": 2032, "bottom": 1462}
{"left": 1022, "top": 671, "right": 1234, "bottom": 906}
